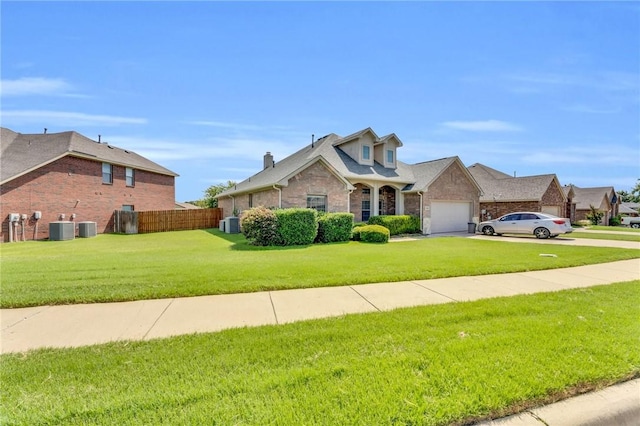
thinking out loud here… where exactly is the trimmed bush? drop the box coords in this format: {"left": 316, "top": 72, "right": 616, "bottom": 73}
{"left": 240, "top": 206, "right": 281, "bottom": 246}
{"left": 316, "top": 212, "right": 354, "bottom": 243}
{"left": 274, "top": 208, "right": 318, "bottom": 246}
{"left": 367, "top": 215, "right": 421, "bottom": 235}
{"left": 357, "top": 224, "right": 390, "bottom": 243}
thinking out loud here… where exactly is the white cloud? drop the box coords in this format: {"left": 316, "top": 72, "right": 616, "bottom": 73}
{"left": 105, "top": 134, "right": 298, "bottom": 164}
{"left": 561, "top": 104, "right": 620, "bottom": 114}
{"left": 522, "top": 146, "right": 639, "bottom": 167}
{"left": 0, "top": 77, "right": 83, "bottom": 97}
{"left": 505, "top": 71, "right": 640, "bottom": 94}
{"left": 441, "top": 120, "right": 523, "bottom": 132}
{"left": 1, "top": 110, "right": 147, "bottom": 126}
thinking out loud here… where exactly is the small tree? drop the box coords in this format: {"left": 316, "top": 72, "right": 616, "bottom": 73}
{"left": 586, "top": 204, "right": 604, "bottom": 226}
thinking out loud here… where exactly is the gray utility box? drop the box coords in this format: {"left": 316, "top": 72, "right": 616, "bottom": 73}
{"left": 219, "top": 219, "right": 226, "bottom": 232}
{"left": 78, "top": 221, "right": 97, "bottom": 238}
{"left": 225, "top": 217, "right": 240, "bottom": 234}
{"left": 50, "top": 221, "right": 75, "bottom": 241}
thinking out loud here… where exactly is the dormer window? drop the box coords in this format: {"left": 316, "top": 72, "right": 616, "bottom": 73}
{"left": 362, "top": 145, "right": 370, "bottom": 160}
{"left": 386, "top": 149, "right": 394, "bottom": 164}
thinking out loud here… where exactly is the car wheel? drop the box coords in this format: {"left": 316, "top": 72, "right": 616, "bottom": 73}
{"left": 534, "top": 227, "right": 551, "bottom": 239}
{"left": 631, "top": 223, "right": 640, "bottom": 229}
{"left": 482, "top": 226, "right": 495, "bottom": 236}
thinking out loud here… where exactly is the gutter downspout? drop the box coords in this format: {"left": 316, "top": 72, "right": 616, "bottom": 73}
{"left": 417, "top": 191, "right": 424, "bottom": 234}
{"left": 229, "top": 195, "right": 235, "bottom": 215}
{"left": 273, "top": 185, "right": 282, "bottom": 208}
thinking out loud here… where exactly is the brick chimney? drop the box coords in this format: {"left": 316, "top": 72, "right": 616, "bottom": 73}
{"left": 264, "top": 152, "right": 274, "bottom": 169}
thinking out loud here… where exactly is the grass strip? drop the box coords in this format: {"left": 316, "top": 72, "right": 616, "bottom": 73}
{"left": 2, "top": 230, "right": 639, "bottom": 308}
{"left": 2, "top": 281, "right": 638, "bottom": 425}
{"left": 568, "top": 232, "right": 640, "bottom": 242}
{"left": 585, "top": 225, "right": 640, "bottom": 233}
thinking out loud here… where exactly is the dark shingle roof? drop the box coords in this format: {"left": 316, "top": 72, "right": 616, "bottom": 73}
{"left": 1, "top": 127, "right": 178, "bottom": 184}
{"left": 468, "top": 163, "right": 562, "bottom": 202}
{"left": 566, "top": 185, "right": 613, "bottom": 210}
{"left": 216, "top": 128, "right": 477, "bottom": 198}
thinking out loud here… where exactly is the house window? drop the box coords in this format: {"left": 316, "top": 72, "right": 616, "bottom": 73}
{"left": 362, "top": 200, "right": 370, "bottom": 222}
{"left": 125, "top": 167, "right": 135, "bottom": 187}
{"left": 362, "top": 145, "right": 370, "bottom": 160}
{"left": 387, "top": 149, "right": 394, "bottom": 164}
{"left": 121, "top": 205, "right": 134, "bottom": 211}
{"left": 102, "top": 163, "right": 112, "bottom": 184}
{"left": 248, "top": 194, "right": 253, "bottom": 208}
{"left": 307, "top": 195, "right": 326, "bottom": 212}
{"left": 362, "top": 187, "right": 370, "bottom": 195}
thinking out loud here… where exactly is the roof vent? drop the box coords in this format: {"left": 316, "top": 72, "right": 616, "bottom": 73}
{"left": 44, "top": 128, "right": 47, "bottom": 134}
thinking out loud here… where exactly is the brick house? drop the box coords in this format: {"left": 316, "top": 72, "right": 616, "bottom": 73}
{"left": 216, "top": 128, "right": 482, "bottom": 234}
{"left": 1, "top": 127, "right": 178, "bottom": 241}
{"left": 563, "top": 185, "right": 620, "bottom": 224}
{"left": 467, "top": 163, "right": 567, "bottom": 221}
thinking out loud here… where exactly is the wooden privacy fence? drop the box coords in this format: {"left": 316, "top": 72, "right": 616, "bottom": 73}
{"left": 114, "top": 208, "right": 223, "bottom": 234}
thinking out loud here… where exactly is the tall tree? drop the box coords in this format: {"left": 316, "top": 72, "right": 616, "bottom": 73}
{"left": 201, "top": 180, "right": 236, "bottom": 208}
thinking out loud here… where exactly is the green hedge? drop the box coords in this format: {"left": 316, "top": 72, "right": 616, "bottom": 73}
{"left": 274, "top": 208, "right": 318, "bottom": 246}
{"left": 316, "top": 212, "right": 354, "bottom": 243}
{"left": 367, "top": 215, "right": 421, "bottom": 235}
{"left": 240, "top": 206, "right": 281, "bottom": 246}
{"left": 355, "top": 224, "right": 390, "bottom": 243}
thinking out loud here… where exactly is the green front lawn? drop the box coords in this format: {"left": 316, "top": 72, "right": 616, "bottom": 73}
{"left": 2, "top": 229, "right": 639, "bottom": 308}
{"left": 2, "top": 282, "right": 638, "bottom": 425}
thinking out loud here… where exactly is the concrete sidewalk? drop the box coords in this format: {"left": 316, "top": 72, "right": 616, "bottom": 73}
{"left": 477, "top": 378, "right": 640, "bottom": 426}
{"left": 2, "top": 258, "right": 639, "bottom": 354}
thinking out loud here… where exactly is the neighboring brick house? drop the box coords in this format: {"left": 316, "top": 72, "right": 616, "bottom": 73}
{"left": 216, "top": 128, "right": 482, "bottom": 234}
{"left": 1, "top": 127, "right": 178, "bottom": 241}
{"left": 467, "top": 163, "right": 567, "bottom": 221}
{"left": 620, "top": 202, "right": 639, "bottom": 217}
{"left": 563, "top": 185, "right": 620, "bottom": 225}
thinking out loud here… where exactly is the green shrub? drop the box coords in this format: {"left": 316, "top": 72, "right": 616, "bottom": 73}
{"left": 240, "top": 206, "right": 281, "bottom": 246}
{"left": 357, "top": 224, "right": 390, "bottom": 243}
{"left": 367, "top": 215, "right": 421, "bottom": 235}
{"left": 316, "top": 212, "right": 354, "bottom": 243}
{"left": 586, "top": 205, "right": 604, "bottom": 226}
{"left": 609, "top": 215, "right": 622, "bottom": 226}
{"left": 274, "top": 208, "right": 318, "bottom": 246}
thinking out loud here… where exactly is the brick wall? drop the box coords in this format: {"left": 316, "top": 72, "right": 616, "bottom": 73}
{"left": 349, "top": 183, "right": 371, "bottom": 222}
{"left": 480, "top": 201, "right": 540, "bottom": 221}
{"left": 424, "top": 162, "right": 480, "bottom": 219}
{"left": 404, "top": 193, "right": 420, "bottom": 216}
{"left": 1, "top": 155, "right": 175, "bottom": 241}
{"left": 282, "top": 161, "right": 348, "bottom": 212}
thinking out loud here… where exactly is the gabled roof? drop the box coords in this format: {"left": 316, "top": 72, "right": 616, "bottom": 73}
{"left": 566, "top": 185, "right": 613, "bottom": 210}
{"left": 619, "top": 204, "right": 639, "bottom": 215}
{"left": 1, "top": 127, "right": 178, "bottom": 184}
{"left": 217, "top": 128, "right": 480, "bottom": 198}
{"left": 468, "top": 163, "right": 563, "bottom": 202}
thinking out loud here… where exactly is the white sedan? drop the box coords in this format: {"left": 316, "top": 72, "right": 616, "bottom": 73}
{"left": 479, "top": 212, "right": 573, "bottom": 239}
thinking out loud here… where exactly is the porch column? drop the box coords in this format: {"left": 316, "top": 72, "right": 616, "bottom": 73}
{"left": 372, "top": 183, "right": 380, "bottom": 216}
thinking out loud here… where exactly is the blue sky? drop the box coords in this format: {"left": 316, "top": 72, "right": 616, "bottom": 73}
{"left": 2, "top": 1, "right": 639, "bottom": 202}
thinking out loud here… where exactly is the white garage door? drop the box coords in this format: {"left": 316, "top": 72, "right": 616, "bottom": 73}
{"left": 541, "top": 206, "right": 561, "bottom": 216}
{"left": 431, "top": 202, "right": 471, "bottom": 233}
